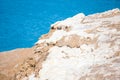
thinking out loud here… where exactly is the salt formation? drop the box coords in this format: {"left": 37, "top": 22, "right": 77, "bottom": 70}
{"left": 15, "top": 8, "right": 120, "bottom": 80}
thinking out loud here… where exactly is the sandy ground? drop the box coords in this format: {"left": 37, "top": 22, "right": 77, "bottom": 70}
{"left": 0, "top": 48, "right": 34, "bottom": 80}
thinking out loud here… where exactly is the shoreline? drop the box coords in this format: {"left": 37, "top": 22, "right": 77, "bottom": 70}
{"left": 0, "top": 47, "right": 32, "bottom": 53}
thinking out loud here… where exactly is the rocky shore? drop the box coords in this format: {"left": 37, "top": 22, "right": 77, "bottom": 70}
{"left": 0, "top": 8, "right": 120, "bottom": 80}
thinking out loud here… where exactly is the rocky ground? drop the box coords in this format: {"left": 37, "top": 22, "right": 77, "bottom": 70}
{"left": 0, "top": 48, "right": 34, "bottom": 80}
{"left": 0, "top": 8, "right": 120, "bottom": 80}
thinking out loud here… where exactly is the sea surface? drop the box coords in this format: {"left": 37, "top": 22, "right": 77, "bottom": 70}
{"left": 0, "top": 0, "right": 120, "bottom": 52}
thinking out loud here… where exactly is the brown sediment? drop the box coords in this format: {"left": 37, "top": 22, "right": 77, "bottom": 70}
{"left": 56, "top": 34, "right": 98, "bottom": 49}
{"left": 106, "top": 23, "right": 120, "bottom": 31}
{"left": 14, "top": 41, "right": 56, "bottom": 80}
{"left": 79, "top": 57, "right": 120, "bottom": 80}
{"left": 0, "top": 48, "right": 34, "bottom": 80}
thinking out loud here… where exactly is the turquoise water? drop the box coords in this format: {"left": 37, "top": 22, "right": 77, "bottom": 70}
{"left": 0, "top": 0, "right": 120, "bottom": 52}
